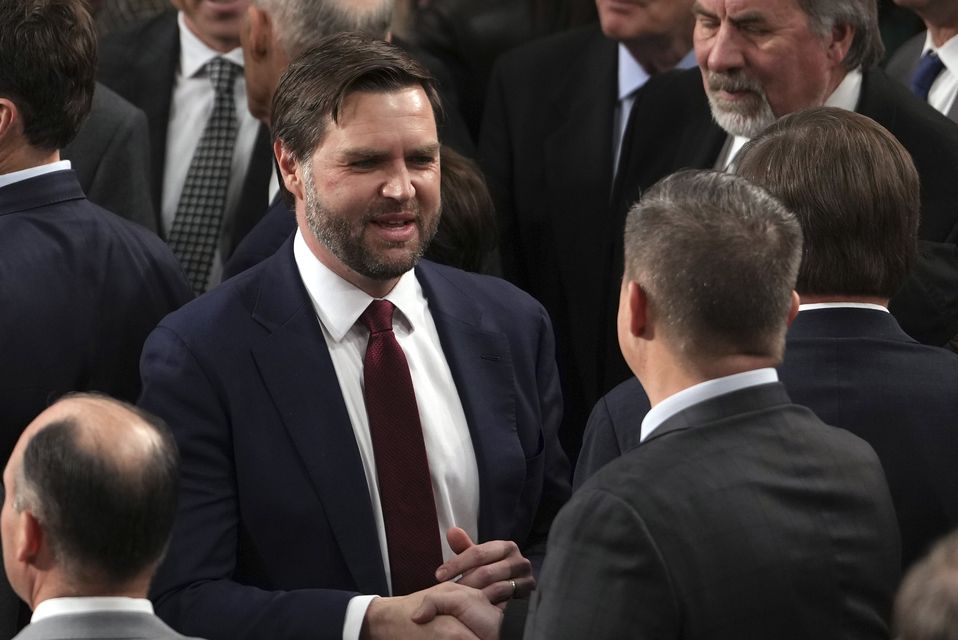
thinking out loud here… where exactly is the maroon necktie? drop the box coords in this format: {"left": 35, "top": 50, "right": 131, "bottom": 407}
{"left": 360, "top": 299, "right": 443, "bottom": 595}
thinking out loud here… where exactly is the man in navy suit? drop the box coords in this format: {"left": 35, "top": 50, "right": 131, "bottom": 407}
{"left": 140, "top": 33, "right": 570, "bottom": 640}
{"left": 578, "top": 107, "right": 958, "bottom": 573}
{"left": 0, "top": 0, "right": 192, "bottom": 635}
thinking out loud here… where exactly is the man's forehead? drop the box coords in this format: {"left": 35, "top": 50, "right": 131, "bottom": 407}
{"left": 694, "top": 0, "right": 802, "bottom": 19}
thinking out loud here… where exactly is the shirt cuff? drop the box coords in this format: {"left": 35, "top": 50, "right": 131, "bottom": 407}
{"left": 342, "top": 595, "right": 379, "bottom": 640}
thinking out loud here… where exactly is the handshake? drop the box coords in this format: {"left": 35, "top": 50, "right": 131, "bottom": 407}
{"left": 362, "top": 527, "right": 530, "bottom": 640}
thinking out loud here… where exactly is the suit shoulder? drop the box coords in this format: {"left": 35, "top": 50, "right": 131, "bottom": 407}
{"left": 418, "top": 260, "right": 547, "bottom": 316}
{"left": 99, "top": 10, "right": 176, "bottom": 76}
{"left": 885, "top": 31, "right": 925, "bottom": 82}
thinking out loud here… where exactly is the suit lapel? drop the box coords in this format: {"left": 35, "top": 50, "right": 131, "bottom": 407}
{"left": 416, "top": 263, "right": 526, "bottom": 542}
{"left": 249, "top": 242, "right": 388, "bottom": 595}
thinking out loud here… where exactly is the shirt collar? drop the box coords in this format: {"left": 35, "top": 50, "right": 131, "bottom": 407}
{"left": 32, "top": 597, "right": 153, "bottom": 623}
{"left": 640, "top": 368, "right": 779, "bottom": 442}
{"left": 0, "top": 160, "right": 71, "bottom": 190}
{"left": 922, "top": 32, "right": 958, "bottom": 73}
{"left": 292, "top": 229, "right": 426, "bottom": 342}
{"left": 617, "top": 46, "right": 697, "bottom": 101}
{"left": 799, "top": 302, "right": 889, "bottom": 313}
{"left": 178, "top": 11, "right": 245, "bottom": 79}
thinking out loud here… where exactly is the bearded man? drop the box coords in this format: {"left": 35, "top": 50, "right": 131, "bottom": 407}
{"left": 138, "top": 32, "right": 570, "bottom": 640}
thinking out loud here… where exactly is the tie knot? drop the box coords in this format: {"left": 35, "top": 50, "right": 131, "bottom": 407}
{"left": 206, "top": 57, "right": 238, "bottom": 96}
{"left": 360, "top": 299, "right": 395, "bottom": 334}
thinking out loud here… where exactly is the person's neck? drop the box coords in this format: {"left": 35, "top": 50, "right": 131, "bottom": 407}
{"left": 918, "top": 7, "right": 958, "bottom": 48}
{"left": 0, "top": 147, "right": 59, "bottom": 176}
{"left": 624, "top": 30, "right": 693, "bottom": 75}
{"left": 639, "top": 349, "right": 778, "bottom": 408}
{"left": 799, "top": 293, "right": 888, "bottom": 307}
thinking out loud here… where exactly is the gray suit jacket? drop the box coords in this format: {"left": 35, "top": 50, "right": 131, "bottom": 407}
{"left": 13, "top": 611, "right": 201, "bottom": 639}
{"left": 886, "top": 31, "right": 958, "bottom": 122}
{"left": 62, "top": 83, "right": 157, "bottom": 232}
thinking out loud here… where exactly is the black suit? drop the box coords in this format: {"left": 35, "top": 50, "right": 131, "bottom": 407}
{"left": 97, "top": 10, "right": 272, "bottom": 258}
{"left": 480, "top": 26, "right": 626, "bottom": 459}
{"left": 886, "top": 33, "right": 958, "bottom": 123}
{"left": 615, "top": 67, "right": 958, "bottom": 347}
{"left": 576, "top": 308, "right": 958, "bottom": 572}
{"left": 516, "top": 382, "right": 899, "bottom": 639}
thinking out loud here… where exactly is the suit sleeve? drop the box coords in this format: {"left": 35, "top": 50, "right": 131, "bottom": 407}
{"left": 523, "top": 488, "right": 680, "bottom": 639}
{"left": 522, "top": 304, "right": 572, "bottom": 573}
{"left": 573, "top": 397, "right": 623, "bottom": 490}
{"left": 140, "top": 326, "right": 357, "bottom": 640}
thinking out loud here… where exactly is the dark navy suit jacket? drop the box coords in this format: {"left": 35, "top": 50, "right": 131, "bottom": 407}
{"left": 221, "top": 194, "right": 293, "bottom": 280}
{"left": 576, "top": 308, "right": 958, "bottom": 570}
{"left": 0, "top": 170, "right": 192, "bottom": 638}
{"left": 140, "top": 241, "right": 570, "bottom": 639}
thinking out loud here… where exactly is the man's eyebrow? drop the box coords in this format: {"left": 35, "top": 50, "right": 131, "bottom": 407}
{"left": 691, "top": 1, "right": 717, "bottom": 18}
{"left": 407, "top": 143, "right": 441, "bottom": 157}
{"left": 729, "top": 11, "right": 770, "bottom": 28}
{"left": 340, "top": 148, "right": 386, "bottom": 161}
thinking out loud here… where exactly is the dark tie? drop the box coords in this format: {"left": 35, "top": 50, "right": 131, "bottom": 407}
{"left": 169, "top": 56, "right": 239, "bottom": 294}
{"left": 360, "top": 300, "right": 443, "bottom": 595}
{"left": 911, "top": 51, "right": 946, "bottom": 101}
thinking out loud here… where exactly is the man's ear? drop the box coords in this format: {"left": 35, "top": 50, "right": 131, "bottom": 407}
{"left": 246, "top": 5, "right": 272, "bottom": 62}
{"left": 17, "top": 511, "right": 43, "bottom": 565}
{"left": 0, "top": 99, "right": 20, "bottom": 143}
{"left": 786, "top": 290, "right": 800, "bottom": 327}
{"left": 827, "top": 22, "right": 854, "bottom": 67}
{"left": 627, "top": 280, "right": 649, "bottom": 339}
{"left": 275, "top": 140, "right": 304, "bottom": 200}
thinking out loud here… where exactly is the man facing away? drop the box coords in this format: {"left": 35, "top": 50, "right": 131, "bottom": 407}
{"left": 2, "top": 394, "right": 200, "bottom": 640}
{"left": 139, "top": 32, "right": 569, "bottom": 640}
{"left": 414, "top": 170, "right": 901, "bottom": 639}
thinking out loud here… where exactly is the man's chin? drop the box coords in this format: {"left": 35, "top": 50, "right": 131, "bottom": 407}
{"left": 707, "top": 99, "right": 776, "bottom": 139}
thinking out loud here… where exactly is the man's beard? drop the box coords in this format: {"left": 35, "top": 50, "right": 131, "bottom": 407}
{"left": 704, "top": 70, "right": 777, "bottom": 138}
{"left": 302, "top": 165, "right": 440, "bottom": 281}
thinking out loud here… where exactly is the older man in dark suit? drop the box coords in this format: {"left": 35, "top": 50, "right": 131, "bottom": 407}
{"left": 98, "top": 0, "right": 273, "bottom": 291}
{"left": 612, "top": 0, "right": 958, "bottom": 351}
{"left": 3, "top": 395, "right": 199, "bottom": 640}
{"left": 413, "top": 170, "right": 900, "bottom": 640}
{"left": 140, "top": 34, "right": 569, "bottom": 640}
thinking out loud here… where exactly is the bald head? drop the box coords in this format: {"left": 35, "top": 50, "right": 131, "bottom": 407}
{"left": 2, "top": 394, "right": 178, "bottom": 604}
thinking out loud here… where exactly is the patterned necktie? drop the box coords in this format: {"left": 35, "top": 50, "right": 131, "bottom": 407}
{"left": 360, "top": 299, "right": 443, "bottom": 595}
{"left": 169, "top": 56, "right": 239, "bottom": 294}
{"left": 911, "top": 51, "right": 946, "bottom": 101}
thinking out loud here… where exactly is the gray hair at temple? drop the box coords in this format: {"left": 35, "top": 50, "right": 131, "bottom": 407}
{"left": 251, "top": 0, "right": 394, "bottom": 59}
{"left": 798, "top": 0, "right": 884, "bottom": 70}
{"left": 623, "top": 170, "right": 802, "bottom": 364}
{"left": 894, "top": 529, "right": 958, "bottom": 640}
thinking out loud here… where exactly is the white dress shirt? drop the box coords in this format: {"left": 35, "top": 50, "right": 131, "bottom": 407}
{"left": 921, "top": 33, "right": 958, "bottom": 116}
{"left": 723, "top": 68, "right": 863, "bottom": 169}
{"left": 640, "top": 368, "right": 779, "bottom": 442}
{"left": 163, "top": 12, "right": 260, "bottom": 284}
{"left": 293, "top": 231, "right": 480, "bottom": 640}
{"left": 0, "top": 160, "right": 71, "bottom": 189}
{"left": 799, "top": 302, "right": 889, "bottom": 313}
{"left": 32, "top": 596, "right": 154, "bottom": 622}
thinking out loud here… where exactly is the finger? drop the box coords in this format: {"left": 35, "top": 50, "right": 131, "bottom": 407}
{"left": 454, "top": 552, "right": 532, "bottom": 591}
{"left": 446, "top": 526, "right": 475, "bottom": 555}
{"left": 482, "top": 575, "right": 536, "bottom": 605}
{"left": 428, "top": 616, "right": 482, "bottom": 640}
{"left": 436, "top": 539, "right": 520, "bottom": 582}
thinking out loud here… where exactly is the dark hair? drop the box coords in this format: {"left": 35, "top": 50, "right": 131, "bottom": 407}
{"left": 272, "top": 32, "right": 443, "bottom": 162}
{"left": 0, "top": 0, "right": 97, "bottom": 149}
{"left": 17, "top": 398, "right": 179, "bottom": 586}
{"left": 736, "top": 107, "right": 918, "bottom": 299}
{"left": 425, "top": 145, "right": 497, "bottom": 272}
{"left": 894, "top": 530, "right": 958, "bottom": 640}
{"left": 624, "top": 169, "right": 802, "bottom": 362}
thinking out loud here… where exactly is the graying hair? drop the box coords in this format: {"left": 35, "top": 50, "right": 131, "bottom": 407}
{"left": 624, "top": 170, "right": 802, "bottom": 363}
{"left": 252, "top": 0, "right": 394, "bottom": 59}
{"left": 798, "top": 0, "right": 884, "bottom": 70}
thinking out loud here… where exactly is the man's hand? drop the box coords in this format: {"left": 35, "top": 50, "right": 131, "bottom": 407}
{"left": 412, "top": 582, "right": 502, "bottom": 640}
{"left": 435, "top": 527, "right": 534, "bottom": 604}
{"left": 362, "top": 584, "right": 481, "bottom": 640}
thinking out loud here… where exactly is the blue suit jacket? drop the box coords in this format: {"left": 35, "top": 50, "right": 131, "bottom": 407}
{"left": 140, "top": 240, "right": 570, "bottom": 639}
{"left": 575, "top": 308, "right": 958, "bottom": 571}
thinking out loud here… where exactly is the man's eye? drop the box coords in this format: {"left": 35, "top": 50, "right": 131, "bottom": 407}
{"left": 351, "top": 159, "right": 377, "bottom": 169}
{"left": 409, "top": 156, "right": 436, "bottom": 166}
